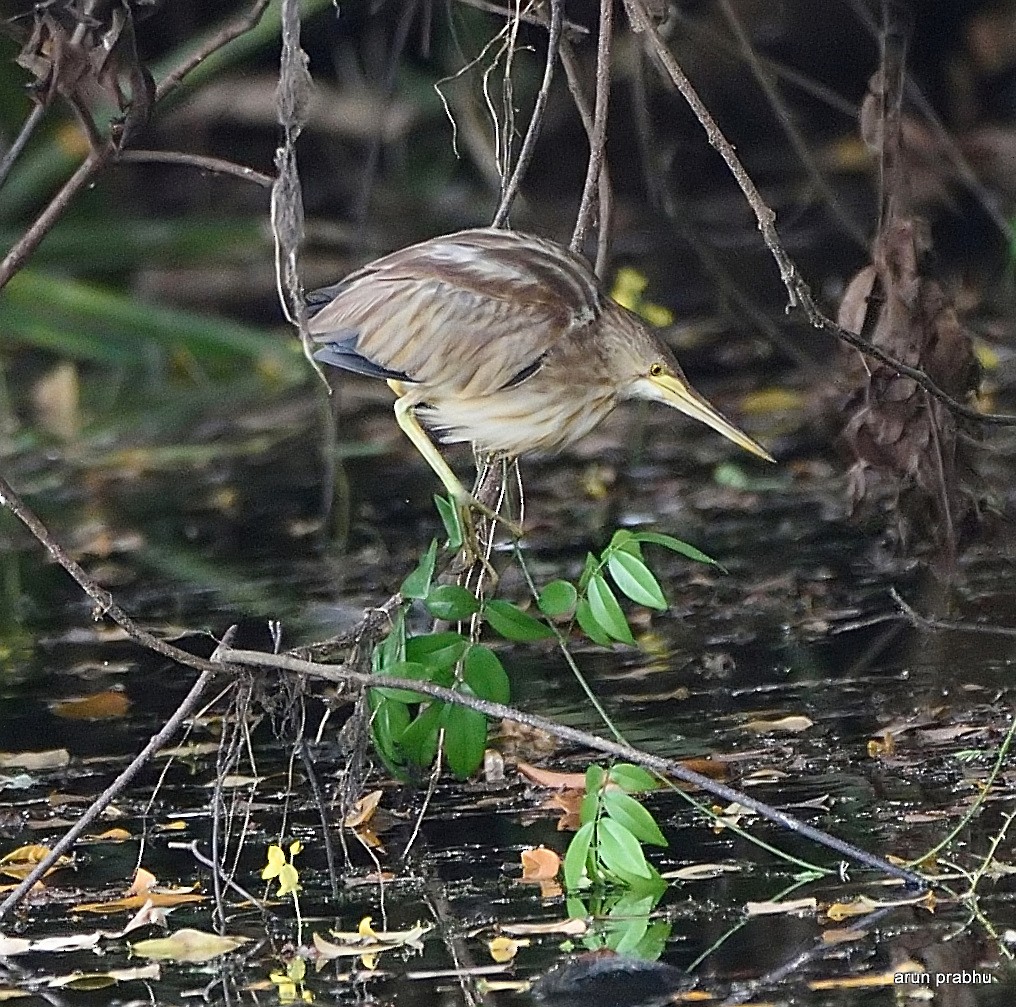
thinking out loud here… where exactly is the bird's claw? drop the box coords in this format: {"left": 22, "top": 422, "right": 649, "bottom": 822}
{"left": 451, "top": 493, "right": 522, "bottom": 585}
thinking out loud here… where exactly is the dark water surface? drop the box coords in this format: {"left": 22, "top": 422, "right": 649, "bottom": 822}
{"left": 2, "top": 392, "right": 1015, "bottom": 1006}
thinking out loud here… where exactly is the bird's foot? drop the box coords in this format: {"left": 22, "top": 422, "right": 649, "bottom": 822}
{"left": 459, "top": 492, "right": 523, "bottom": 540}
{"left": 450, "top": 494, "right": 523, "bottom": 585}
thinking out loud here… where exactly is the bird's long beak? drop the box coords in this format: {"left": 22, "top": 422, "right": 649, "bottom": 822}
{"left": 649, "top": 373, "right": 775, "bottom": 462}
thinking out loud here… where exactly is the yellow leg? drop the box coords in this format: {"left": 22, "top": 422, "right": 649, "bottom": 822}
{"left": 390, "top": 393, "right": 522, "bottom": 541}
{"left": 392, "top": 393, "right": 470, "bottom": 503}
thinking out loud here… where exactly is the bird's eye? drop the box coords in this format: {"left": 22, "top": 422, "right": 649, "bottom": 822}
{"left": 649, "top": 362, "right": 665, "bottom": 377}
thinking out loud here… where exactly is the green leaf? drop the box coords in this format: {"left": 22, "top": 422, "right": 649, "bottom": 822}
{"left": 586, "top": 764, "right": 606, "bottom": 792}
{"left": 598, "top": 819, "right": 653, "bottom": 881}
{"left": 607, "top": 764, "right": 658, "bottom": 794}
{"left": 606, "top": 551, "right": 667, "bottom": 610}
{"left": 368, "top": 696, "right": 411, "bottom": 776}
{"left": 483, "top": 599, "right": 554, "bottom": 641}
{"left": 563, "top": 822, "right": 595, "bottom": 890}
{"left": 374, "top": 610, "right": 406, "bottom": 672}
{"left": 434, "top": 495, "right": 464, "bottom": 550}
{"left": 578, "top": 552, "right": 599, "bottom": 592}
{"left": 442, "top": 700, "right": 488, "bottom": 778}
{"left": 586, "top": 574, "right": 635, "bottom": 645}
{"left": 607, "top": 529, "right": 643, "bottom": 559}
{"left": 424, "top": 584, "right": 480, "bottom": 621}
{"left": 405, "top": 632, "right": 469, "bottom": 671}
{"left": 575, "top": 597, "right": 613, "bottom": 646}
{"left": 602, "top": 790, "right": 667, "bottom": 847}
{"left": 400, "top": 540, "right": 438, "bottom": 599}
{"left": 614, "top": 919, "right": 670, "bottom": 960}
{"left": 463, "top": 645, "right": 510, "bottom": 704}
{"left": 537, "top": 579, "right": 578, "bottom": 618}
{"left": 372, "top": 660, "right": 434, "bottom": 702}
{"left": 401, "top": 702, "right": 444, "bottom": 767}
{"left": 579, "top": 791, "right": 599, "bottom": 827}
{"left": 632, "top": 531, "right": 720, "bottom": 568}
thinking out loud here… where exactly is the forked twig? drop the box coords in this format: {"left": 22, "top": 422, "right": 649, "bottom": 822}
{"left": 0, "top": 0, "right": 273, "bottom": 291}
{"left": 628, "top": 0, "right": 1016, "bottom": 428}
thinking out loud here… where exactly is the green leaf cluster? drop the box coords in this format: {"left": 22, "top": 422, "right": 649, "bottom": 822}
{"left": 563, "top": 764, "right": 667, "bottom": 894}
{"left": 547, "top": 529, "right": 718, "bottom": 647}
{"left": 369, "top": 540, "right": 558, "bottom": 779}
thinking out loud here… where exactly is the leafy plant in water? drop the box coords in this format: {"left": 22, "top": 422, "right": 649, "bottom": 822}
{"left": 370, "top": 502, "right": 719, "bottom": 779}
{"left": 563, "top": 764, "right": 667, "bottom": 892}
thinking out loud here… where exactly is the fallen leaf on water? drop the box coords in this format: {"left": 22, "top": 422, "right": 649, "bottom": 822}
{"left": 520, "top": 847, "right": 560, "bottom": 881}
{"left": 517, "top": 763, "right": 588, "bottom": 790}
{"left": 825, "top": 891, "right": 934, "bottom": 922}
{"left": 741, "top": 715, "right": 814, "bottom": 734}
{"left": 661, "top": 863, "right": 741, "bottom": 881}
{"left": 745, "top": 896, "right": 817, "bottom": 917}
{"left": 0, "top": 750, "right": 69, "bottom": 771}
{"left": 809, "top": 960, "right": 924, "bottom": 989}
{"left": 128, "top": 868, "right": 157, "bottom": 897}
{"left": 131, "top": 928, "right": 248, "bottom": 962}
{"left": 488, "top": 936, "right": 529, "bottom": 963}
{"left": 73, "top": 889, "right": 205, "bottom": 913}
{"left": 312, "top": 920, "right": 431, "bottom": 966}
{"left": 344, "top": 790, "right": 383, "bottom": 829}
{"left": 83, "top": 828, "right": 132, "bottom": 843}
{"left": 0, "top": 845, "right": 72, "bottom": 880}
{"left": 821, "top": 926, "right": 869, "bottom": 944}
{"left": 500, "top": 918, "right": 589, "bottom": 937}
{"left": 48, "top": 964, "right": 160, "bottom": 989}
{"left": 51, "top": 691, "right": 130, "bottom": 721}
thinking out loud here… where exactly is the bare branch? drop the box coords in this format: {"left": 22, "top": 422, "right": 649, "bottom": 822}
{"left": 215, "top": 645, "right": 929, "bottom": 890}
{"left": 0, "top": 0, "right": 273, "bottom": 292}
{"left": 0, "top": 102, "right": 46, "bottom": 189}
{"left": 492, "top": 0, "right": 563, "bottom": 228}
{"left": 119, "top": 149, "right": 275, "bottom": 187}
{"left": 628, "top": 1, "right": 1016, "bottom": 428}
{"left": 154, "top": 0, "right": 272, "bottom": 102}
{"left": 570, "top": 0, "right": 613, "bottom": 258}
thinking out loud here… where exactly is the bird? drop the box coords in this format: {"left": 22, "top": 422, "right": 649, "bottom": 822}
{"left": 308, "top": 227, "right": 773, "bottom": 533}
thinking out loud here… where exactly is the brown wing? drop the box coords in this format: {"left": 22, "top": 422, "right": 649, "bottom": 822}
{"left": 308, "top": 228, "right": 603, "bottom": 396}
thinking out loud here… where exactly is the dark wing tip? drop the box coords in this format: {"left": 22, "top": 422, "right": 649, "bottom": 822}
{"left": 312, "top": 331, "right": 413, "bottom": 383}
{"left": 306, "top": 280, "right": 352, "bottom": 318}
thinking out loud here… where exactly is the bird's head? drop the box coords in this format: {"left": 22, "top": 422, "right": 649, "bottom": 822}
{"left": 609, "top": 311, "right": 775, "bottom": 463}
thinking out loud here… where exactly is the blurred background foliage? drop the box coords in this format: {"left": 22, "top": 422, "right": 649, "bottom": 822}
{"left": 2, "top": 0, "right": 1016, "bottom": 646}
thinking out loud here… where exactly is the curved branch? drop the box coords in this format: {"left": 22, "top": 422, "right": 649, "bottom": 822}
{"left": 118, "top": 150, "right": 275, "bottom": 188}
{"left": 628, "top": 0, "right": 1016, "bottom": 428}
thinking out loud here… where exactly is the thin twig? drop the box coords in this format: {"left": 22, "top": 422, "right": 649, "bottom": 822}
{"left": 0, "top": 669, "right": 213, "bottom": 921}
{"left": 215, "top": 645, "right": 929, "bottom": 889}
{"left": 118, "top": 150, "right": 275, "bottom": 187}
{"left": 454, "top": 0, "right": 589, "bottom": 39}
{"left": 492, "top": 0, "right": 563, "bottom": 227}
{"left": 570, "top": 0, "right": 613, "bottom": 256}
{"left": 0, "top": 0, "right": 273, "bottom": 292}
{"left": 628, "top": 1, "right": 1016, "bottom": 428}
{"left": 890, "top": 588, "right": 1016, "bottom": 638}
{"left": 154, "top": 0, "right": 272, "bottom": 102}
{"left": 717, "top": 0, "right": 868, "bottom": 248}
{"left": 0, "top": 102, "right": 47, "bottom": 190}
{"left": 557, "top": 38, "right": 613, "bottom": 276}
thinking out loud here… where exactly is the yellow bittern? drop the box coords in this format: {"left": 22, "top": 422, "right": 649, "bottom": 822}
{"left": 309, "top": 228, "right": 772, "bottom": 527}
